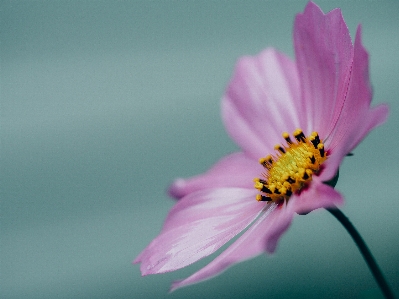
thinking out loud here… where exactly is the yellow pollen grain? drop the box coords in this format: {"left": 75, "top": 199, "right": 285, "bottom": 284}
{"left": 254, "top": 181, "right": 263, "bottom": 190}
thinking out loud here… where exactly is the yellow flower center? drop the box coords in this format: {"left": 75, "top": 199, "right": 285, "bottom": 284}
{"left": 254, "top": 129, "right": 327, "bottom": 203}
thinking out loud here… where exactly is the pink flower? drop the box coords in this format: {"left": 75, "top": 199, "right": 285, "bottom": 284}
{"left": 134, "top": 1, "right": 388, "bottom": 291}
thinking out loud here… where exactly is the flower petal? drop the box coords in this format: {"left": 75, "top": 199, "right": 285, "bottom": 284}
{"left": 290, "top": 176, "right": 344, "bottom": 215}
{"left": 134, "top": 188, "right": 264, "bottom": 275}
{"left": 294, "top": 2, "right": 353, "bottom": 138}
{"left": 324, "top": 26, "right": 389, "bottom": 155}
{"left": 222, "top": 48, "right": 301, "bottom": 160}
{"left": 171, "top": 201, "right": 295, "bottom": 291}
{"left": 168, "top": 152, "right": 261, "bottom": 200}
{"left": 318, "top": 27, "right": 389, "bottom": 182}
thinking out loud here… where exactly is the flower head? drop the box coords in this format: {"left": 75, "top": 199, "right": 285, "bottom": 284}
{"left": 134, "top": 1, "right": 388, "bottom": 291}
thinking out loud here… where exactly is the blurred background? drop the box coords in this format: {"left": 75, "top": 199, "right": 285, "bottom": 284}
{"left": 1, "top": 1, "right": 398, "bottom": 298}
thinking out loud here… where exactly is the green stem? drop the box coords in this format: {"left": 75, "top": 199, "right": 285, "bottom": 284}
{"left": 326, "top": 207, "right": 395, "bottom": 299}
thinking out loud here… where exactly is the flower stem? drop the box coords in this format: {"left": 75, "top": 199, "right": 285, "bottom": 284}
{"left": 326, "top": 207, "right": 395, "bottom": 299}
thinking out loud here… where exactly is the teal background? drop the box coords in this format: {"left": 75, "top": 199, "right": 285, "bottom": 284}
{"left": 1, "top": 1, "right": 398, "bottom": 298}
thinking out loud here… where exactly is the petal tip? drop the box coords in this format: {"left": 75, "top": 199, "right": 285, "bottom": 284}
{"left": 303, "top": 1, "right": 323, "bottom": 14}
{"left": 169, "top": 280, "right": 183, "bottom": 293}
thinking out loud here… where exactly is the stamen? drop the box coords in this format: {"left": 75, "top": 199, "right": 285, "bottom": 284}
{"left": 254, "top": 181, "right": 263, "bottom": 190}
{"left": 268, "top": 184, "right": 276, "bottom": 193}
{"left": 274, "top": 144, "right": 286, "bottom": 154}
{"left": 255, "top": 129, "right": 327, "bottom": 203}
{"left": 318, "top": 143, "right": 325, "bottom": 157}
{"left": 259, "top": 155, "right": 273, "bottom": 166}
{"left": 254, "top": 181, "right": 272, "bottom": 194}
{"left": 282, "top": 132, "right": 292, "bottom": 144}
{"left": 262, "top": 186, "right": 272, "bottom": 194}
{"left": 309, "top": 132, "right": 320, "bottom": 148}
{"left": 293, "top": 129, "right": 306, "bottom": 142}
{"left": 253, "top": 178, "right": 267, "bottom": 184}
{"left": 256, "top": 194, "right": 272, "bottom": 202}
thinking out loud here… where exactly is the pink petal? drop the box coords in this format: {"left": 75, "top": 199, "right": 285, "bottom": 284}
{"left": 319, "top": 104, "right": 388, "bottom": 182}
{"left": 171, "top": 201, "right": 295, "bottom": 291}
{"left": 290, "top": 176, "right": 344, "bottom": 215}
{"left": 222, "top": 48, "right": 302, "bottom": 160}
{"left": 294, "top": 2, "right": 353, "bottom": 139}
{"left": 168, "top": 152, "right": 262, "bottom": 200}
{"left": 134, "top": 188, "right": 264, "bottom": 275}
{"left": 324, "top": 26, "right": 389, "bottom": 155}
{"left": 318, "top": 27, "right": 389, "bottom": 182}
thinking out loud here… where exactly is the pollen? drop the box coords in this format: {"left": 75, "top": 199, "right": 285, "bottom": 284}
{"left": 254, "top": 129, "right": 327, "bottom": 203}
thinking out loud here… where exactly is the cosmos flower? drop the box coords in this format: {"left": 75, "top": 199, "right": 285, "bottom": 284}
{"left": 134, "top": 1, "right": 388, "bottom": 291}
